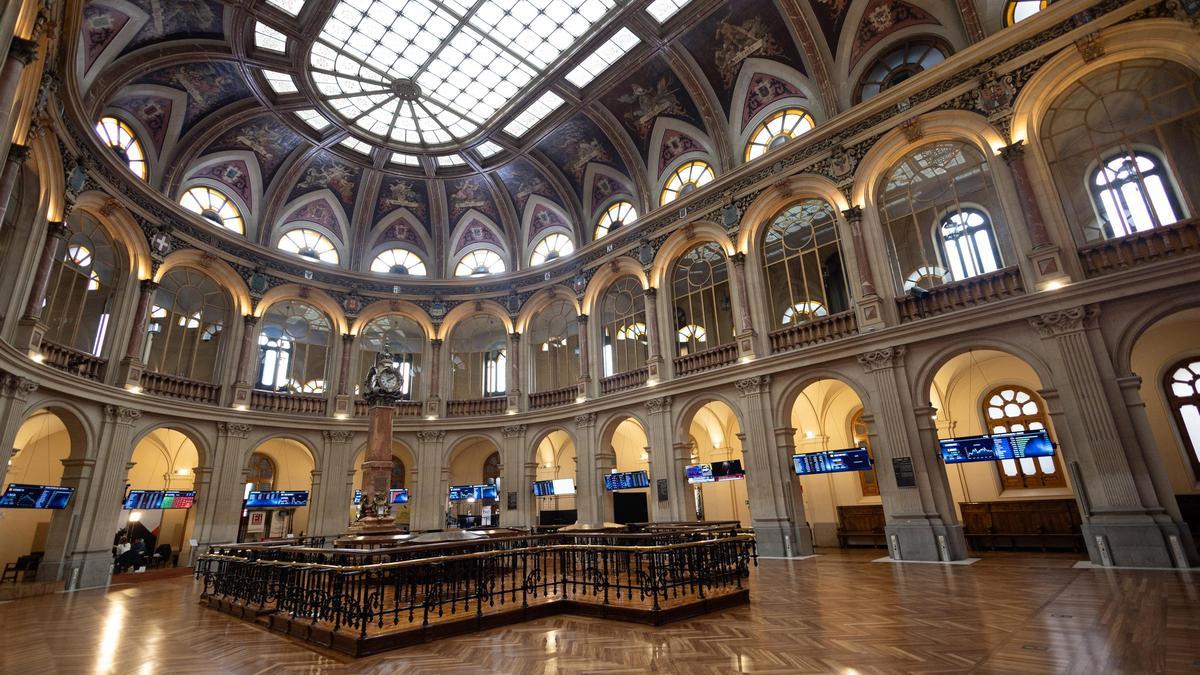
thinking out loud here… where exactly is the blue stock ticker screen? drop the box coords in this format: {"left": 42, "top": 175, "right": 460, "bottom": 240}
{"left": 0, "top": 483, "right": 75, "bottom": 509}
{"left": 448, "top": 484, "right": 499, "bottom": 502}
{"left": 938, "top": 429, "right": 1056, "bottom": 464}
{"left": 244, "top": 490, "right": 309, "bottom": 508}
{"left": 603, "top": 470, "right": 650, "bottom": 491}
{"left": 792, "top": 448, "right": 873, "bottom": 476}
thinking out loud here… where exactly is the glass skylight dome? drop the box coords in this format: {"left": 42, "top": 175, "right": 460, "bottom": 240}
{"left": 310, "top": 0, "right": 621, "bottom": 148}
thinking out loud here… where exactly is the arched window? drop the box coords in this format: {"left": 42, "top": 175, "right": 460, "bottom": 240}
{"left": 671, "top": 242, "right": 733, "bottom": 356}
{"left": 851, "top": 410, "right": 879, "bottom": 497}
{"left": 529, "top": 232, "right": 575, "bottom": 266}
{"left": 144, "top": 268, "right": 231, "bottom": 383}
{"left": 390, "top": 457, "right": 406, "bottom": 489}
{"left": 1040, "top": 59, "right": 1198, "bottom": 245}
{"left": 43, "top": 212, "right": 119, "bottom": 356}
{"left": 1005, "top": 0, "right": 1051, "bottom": 26}
{"left": 595, "top": 201, "right": 637, "bottom": 240}
{"left": 247, "top": 452, "right": 276, "bottom": 491}
{"left": 255, "top": 301, "right": 332, "bottom": 394}
{"left": 600, "top": 276, "right": 647, "bottom": 378}
{"left": 454, "top": 249, "right": 506, "bottom": 277}
{"left": 878, "top": 141, "right": 1010, "bottom": 291}
{"left": 982, "top": 385, "right": 1065, "bottom": 489}
{"left": 857, "top": 40, "right": 948, "bottom": 103}
{"left": 938, "top": 208, "right": 1002, "bottom": 281}
{"left": 762, "top": 199, "right": 849, "bottom": 331}
{"left": 449, "top": 315, "right": 507, "bottom": 399}
{"left": 277, "top": 228, "right": 339, "bottom": 264}
{"left": 94, "top": 116, "right": 147, "bottom": 180}
{"left": 529, "top": 299, "right": 579, "bottom": 393}
{"left": 745, "top": 108, "right": 815, "bottom": 162}
{"left": 1164, "top": 358, "right": 1200, "bottom": 479}
{"left": 357, "top": 315, "right": 424, "bottom": 400}
{"left": 1089, "top": 152, "right": 1183, "bottom": 238}
{"left": 370, "top": 248, "right": 426, "bottom": 276}
{"left": 661, "top": 161, "right": 715, "bottom": 206}
{"left": 179, "top": 186, "right": 245, "bottom": 234}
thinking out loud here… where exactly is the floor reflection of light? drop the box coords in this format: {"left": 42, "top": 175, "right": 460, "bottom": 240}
{"left": 545, "top": 629, "right": 558, "bottom": 653}
{"left": 94, "top": 599, "right": 126, "bottom": 674}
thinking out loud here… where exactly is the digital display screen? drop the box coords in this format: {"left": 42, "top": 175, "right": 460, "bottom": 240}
{"left": 792, "top": 448, "right": 873, "bottom": 475}
{"left": 939, "top": 429, "right": 1055, "bottom": 464}
{"left": 448, "top": 484, "right": 499, "bottom": 501}
{"left": 685, "top": 464, "right": 714, "bottom": 484}
{"left": 0, "top": 483, "right": 75, "bottom": 509}
{"left": 353, "top": 488, "right": 409, "bottom": 505}
{"left": 532, "top": 478, "right": 576, "bottom": 496}
{"left": 710, "top": 459, "right": 745, "bottom": 481}
{"left": 123, "top": 490, "right": 195, "bottom": 510}
{"left": 603, "top": 470, "right": 650, "bottom": 491}
{"left": 244, "top": 490, "right": 309, "bottom": 508}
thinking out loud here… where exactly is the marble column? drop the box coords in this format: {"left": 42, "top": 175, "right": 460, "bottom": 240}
{"left": 70, "top": 405, "right": 141, "bottom": 589}
{"left": 773, "top": 426, "right": 814, "bottom": 553}
{"left": 841, "top": 207, "right": 886, "bottom": 329}
{"left": 643, "top": 287, "right": 663, "bottom": 380}
{"left": 118, "top": 279, "right": 158, "bottom": 388}
{"left": 426, "top": 338, "right": 442, "bottom": 416}
{"left": 15, "top": 219, "right": 68, "bottom": 351}
{"left": 36, "top": 457, "right": 96, "bottom": 583}
{"left": 500, "top": 424, "right": 530, "bottom": 527}
{"left": 507, "top": 331, "right": 521, "bottom": 411}
{"left": 671, "top": 441, "right": 698, "bottom": 522}
{"left": 573, "top": 412, "right": 600, "bottom": 524}
{"left": 644, "top": 395, "right": 675, "bottom": 522}
{"left": 0, "top": 38, "right": 37, "bottom": 157}
{"left": 0, "top": 142, "right": 30, "bottom": 228}
{"left": 413, "top": 430, "right": 446, "bottom": 531}
{"left": 1001, "top": 141, "right": 1068, "bottom": 287}
{"left": 230, "top": 314, "right": 258, "bottom": 408}
{"left": 728, "top": 252, "right": 757, "bottom": 358}
{"left": 355, "top": 404, "right": 396, "bottom": 533}
{"left": 0, "top": 371, "right": 36, "bottom": 487}
{"left": 576, "top": 313, "right": 591, "bottom": 396}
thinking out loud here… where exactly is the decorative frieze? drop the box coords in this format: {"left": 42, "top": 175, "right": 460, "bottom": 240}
{"left": 0, "top": 373, "right": 38, "bottom": 399}
{"left": 323, "top": 430, "right": 355, "bottom": 443}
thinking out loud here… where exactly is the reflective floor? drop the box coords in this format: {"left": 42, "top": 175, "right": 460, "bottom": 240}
{"left": 1, "top": 549, "right": 1198, "bottom": 674}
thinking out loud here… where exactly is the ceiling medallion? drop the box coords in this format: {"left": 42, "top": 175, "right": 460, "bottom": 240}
{"left": 391, "top": 78, "right": 422, "bottom": 102}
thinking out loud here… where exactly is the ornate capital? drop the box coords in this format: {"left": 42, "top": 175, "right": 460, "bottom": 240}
{"left": 1028, "top": 306, "right": 1097, "bottom": 337}
{"left": 416, "top": 430, "right": 445, "bottom": 443}
{"left": 841, "top": 206, "right": 863, "bottom": 224}
{"left": 574, "top": 412, "right": 596, "bottom": 429}
{"left": 0, "top": 373, "right": 38, "bottom": 399}
{"left": 8, "top": 37, "right": 38, "bottom": 66}
{"left": 501, "top": 424, "right": 527, "bottom": 438}
{"left": 729, "top": 251, "right": 747, "bottom": 266}
{"left": 999, "top": 140, "right": 1026, "bottom": 163}
{"left": 104, "top": 405, "right": 141, "bottom": 425}
{"left": 6, "top": 143, "right": 30, "bottom": 165}
{"left": 47, "top": 220, "right": 69, "bottom": 240}
{"left": 138, "top": 279, "right": 159, "bottom": 295}
{"left": 857, "top": 346, "right": 905, "bottom": 372}
{"left": 342, "top": 333, "right": 354, "bottom": 345}
{"left": 645, "top": 286, "right": 657, "bottom": 299}
{"left": 429, "top": 338, "right": 443, "bottom": 348}
{"left": 324, "top": 429, "right": 355, "bottom": 443}
{"left": 218, "top": 422, "right": 252, "bottom": 438}
{"left": 644, "top": 396, "right": 672, "bottom": 415}
{"left": 509, "top": 331, "right": 520, "bottom": 342}
{"left": 577, "top": 313, "right": 588, "bottom": 325}
{"left": 735, "top": 375, "right": 769, "bottom": 397}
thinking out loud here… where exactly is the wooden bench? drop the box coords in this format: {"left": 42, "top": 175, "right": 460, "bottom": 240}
{"left": 960, "top": 499, "right": 1085, "bottom": 552}
{"left": 836, "top": 505, "right": 887, "bottom": 548}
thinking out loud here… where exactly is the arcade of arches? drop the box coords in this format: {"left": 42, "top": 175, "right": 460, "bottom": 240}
{"left": 2, "top": 0, "right": 1200, "bottom": 671}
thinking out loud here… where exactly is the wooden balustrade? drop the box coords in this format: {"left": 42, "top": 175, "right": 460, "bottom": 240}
{"left": 769, "top": 311, "right": 858, "bottom": 354}
{"left": 249, "top": 390, "right": 328, "bottom": 415}
{"left": 896, "top": 267, "right": 1025, "bottom": 323}
{"left": 673, "top": 343, "right": 738, "bottom": 376}
{"left": 446, "top": 397, "right": 506, "bottom": 417}
{"left": 529, "top": 385, "right": 578, "bottom": 410}
{"left": 353, "top": 399, "right": 423, "bottom": 417}
{"left": 39, "top": 342, "right": 106, "bottom": 381}
{"left": 1078, "top": 218, "right": 1200, "bottom": 278}
{"left": 600, "top": 367, "right": 648, "bottom": 394}
{"left": 140, "top": 371, "right": 220, "bottom": 404}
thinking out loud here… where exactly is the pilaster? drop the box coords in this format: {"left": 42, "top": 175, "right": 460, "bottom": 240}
{"left": 0, "top": 371, "right": 37, "bottom": 487}
{"left": 643, "top": 287, "right": 663, "bottom": 381}
{"left": 501, "top": 424, "right": 530, "bottom": 527}
{"left": 644, "top": 396, "right": 674, "bottom": 522}
{"left": 315, "top": 429, "right": 356, "bottom": 537}
{"left": 192, "top": 422, "right": 252, "bottom": 553}
{"left": 573, "top": 412, "right": 600, "bottom": 524}
{"left": 413, "top": 430, "right": 446, "bottom": 530}
{"left": 1000, "top": 141, "right": 1069, "bottom": 289}
{"left": 842, "top": 207, "right": 886, "bottom": 330}
{"left": 728, "top": 252, "right": 758, "bottom": 359}
{"left": 70, "top": 405, "right": 141, "bottom": 589}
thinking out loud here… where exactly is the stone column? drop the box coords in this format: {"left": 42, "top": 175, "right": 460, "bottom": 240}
{"left": 671, "top": 441, "right": 697, "bottom": 522}
{"left": 0, "top": 371, "right": 36, "bottom": 487}
{"left": 1001, "top": 141, "right": 1068, "bottom": 287}
{"left": 354, "top": 402, "right": 396, "bottom": 533}
{"left": 333, "top": 333, "right": 354, "bottom": 416}
{"left": 773, "top": 426, "right": 814, "bottom": 553}
{"left": 1029, "top": 307, "right": 1183, "bottom": 567}
{"left": 644, "top": 396, "right": 675, "bottom": 522}
{"left": 576, "top": 313, "right": 591, "bottom": 396}
{"left": 36, "top": 458, "right": 96, "bottom": 583}
{"left": 573, "top": 412, "right": 600, "bottom": 524}
{"left": 858, "top": 347, "right": 967, "bottom": 561}
{"left": 841, "top": 207, "right": 885, "bottom": 329}
{"left": 643, "top": 287, "right": 663, "bottom": 380}
{"left": 118, "top": 279, "right": 158, "bottom": 388}
{"left": 14, "top": 219, "right": 67, "bottom": 351}
{"left": 507, "top": 331, "right": 521, "bottom": 411}
{"left": 412, "top": 430, "right": 446, "bottom": 531}
{"left": 192, "top": 422, "right": 252, "bottom": 552}
{"left": 728, "top": 252, "right": 758, "bottom": 358}
{"left": 230, "top": 314, "right": 258, "bottom": 409}
{"left": 316, "top": 430, "right": 356, "bottom": 537}
{"left": 69, "top": 405, "right": 141, "bottom": 589}
{"left": 426, "top": 338, "right": 442, "bottom": 416}
{"left": 735, "top": 375, "right": 813, "bottom": 557}
{"left": 500, "top": 424, "right": 530, "bottom": 527}
{"left": 0, "top": 142, "right": 30, "bottom": 228}
{"left": 0, "top": 38, "right": 37, "bottom": 157}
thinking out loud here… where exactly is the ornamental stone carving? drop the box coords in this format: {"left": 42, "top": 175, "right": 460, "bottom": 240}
{"left": 217, "top": 422, "right": 252, "bottom": 438}
{"left": 1028, "top": 306, "right": 1098, "bottom": 337}
{"left": 574, "top": 412, "right": 597, "bottom": 429}
{"left": 857, "top": 346, "right": 905, "bottom": 372}
{"left": 324, "top": 430, "right": 355, "bottom": 443}
{"left": 416, "top": 430, "right": 446, "bottom": 443}
{"left": 735, "top": 375, "right": 769, "bottom": 397}
{"left": 0, "top": 373, "right": 38, "bottom": 399}
{"left": 502, "top": 424, "right": 527, "bottom": 438}
{"left": 644, "top": 396, "right": 673, "bottom": 414}
{"left": 104, "top": 405, "right": 141, "bottom": 425}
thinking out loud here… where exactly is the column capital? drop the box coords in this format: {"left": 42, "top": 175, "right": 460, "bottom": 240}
{"left": 323, "top": 429, "right": 355, "bottom": 443}
{"left": 574, "top": 412, "right": 596, "bottom": 429}
{"left": 730, "top": 251, "right": 747, "bottom": 266}
{"left": 104, "top": 405, "right": 141, "bottom": 426}
{"left": 6, "top": 143, "right": 30, "bottom": 165}
{"left": 577, "top": 313, "right": 588, "bottom": 324}
{"left": 416, "top": 430, "right": 445, "bottom": 443}
{"left": 242, "top": 313, "right": 257, "bottom": 327}
{"left": 857, "top": 346, "right": 905, "bottom": 372}
{"left": 1028, "top": 306, "right": 1098, "bottom": 337}
{"left": 429, "top": 338, "right": 443, "bottom": 347}
{"left": 735, "top": 375, "right": 769, "bottom": 397}
{"left": 501, "top": 424, "right": 527, "bottom": 439}
{"left": 342, "top": 333, "right": 354, "bottom": 345}
{"left": 217, "top": 422, "right": 252, "bottom": 438}
{"left": 841, "top": 205, "right": 863, "bottom": 223}
{"left": 8, "top": 37, "right": 38, "bottom": 66}
{"left": 998, "top": 139, "right": 1026, "bottom": 163}
{"left": 138, "top": 279, "right": 159, "bottom": 294}
{"left": 644, "top": 395, "right": 672, "bottom": 415}
{"left": 509, "top": 331, "right": 520, "bottom": 342}
{"left": 645, "top": 286, "right": 657, "bottom": 299}
{"left": 0, "top": 372, "right": 38, "bottom": 400}
{"left": 47, "top": 220, "right": 68, "bottom": 239}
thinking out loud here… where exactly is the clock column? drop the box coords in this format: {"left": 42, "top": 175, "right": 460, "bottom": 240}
{"left": 356, "top": 399, "right": 398, "bottom": 533}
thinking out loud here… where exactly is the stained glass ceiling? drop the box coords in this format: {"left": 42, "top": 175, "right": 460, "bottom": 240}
{"left": 308, "top": 0, "right": 629, "bottom": 148}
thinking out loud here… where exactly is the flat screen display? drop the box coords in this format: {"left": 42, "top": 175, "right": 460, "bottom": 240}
{"left": 448, "top": 484, "right": 498, "bottom": 501}
{"left": 939, "top": 429, "right": 1055, "bottom": 464}
{"left": 244, "top": 490, "right": 309, "bottom": 508}
{"left": 353, "top": 488, "right": 409, "bottom": 505}
{"left": 685, "top": 463, "right": 714, "bottom": 484}
{"left": 532, "top": 479, "right": 576, "bottom": 496}
{"left": 603, "top": 470, "right": 650, "bottom": 491}
{"left": 792, "top": 448, "right": 873, "bottom": 476}
{"left": 710, "top": 459, "right": 745, "bottom": 481}
{"left": 123, "top": 490, "right": 195, "bottom": 510}
{"left": 0, "top": 483, "right": 74, "bottom": 509}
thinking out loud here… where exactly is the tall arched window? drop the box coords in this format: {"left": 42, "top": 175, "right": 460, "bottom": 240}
{"left": 43, "top": 212, "right": 120, "bottom": 356}
{"left": 94, "top": 116, "right": 148, "bottom": 180}
{"left": 454, "top": 249, "right": 506, "bottom": 277}
{"left": 449, "top": 315, "right": 507, "bottom": 399}
{"left": 255, "top": 301, "right": 332, "bottom": 394}
{"left": 529, "top": 300, "right": 579, "bottom": 393}
{"left": 671, "top": 242, "right": 733, "bottom": 356}
{"left": 277, "top": 228, "right": 339, "bottom": 264}
{"left": 982, "top": 385, "right": 1065, "bottom": 489}
{"left": 144, "top": 268, "right": 231, "bottom": 383}
{"left": 529, "top": 233, "right": 574, "bottom": 266}
{"left": 857, "top": 40, "right": 948, "bottom": 103}
{"left": 762, "top": 199, "right": 849, "bottom": 331}
{"left": 878, "top": 141, "right": 1010, "bottom": 291}
{"left": 850, "top": 410, "right": 879, "bottom": 497}
{"left": 1040, "top": 59, "right": 1198, "bottom": 244}
{"left": 745, "top": 108, "right": 815, "bottom": 162}
{"left": 1165, "top": 358, "right": 1200, "bottom": 480}
{"left": 179, "top": 186, "right": 245, "bottom": 234}
{"left": 357, "top": 315, "right": 424, "bottom": 400}
{"left": 600, "top": 276, "right": 647, "bottom": 378}
{"left": 370, "top": 248, "right": 427, "bottom": 276}
{"left": 661, "top": 161, "right": 715, "bottom": 206}
{"left": 247, "top": 452, "right": 276, "bottom": 491}
{"left": 1005, "top": 0, "right": 1051, "bottom": 26}
{"left": 595, "top": 201, "right": 637, "bottom": 240}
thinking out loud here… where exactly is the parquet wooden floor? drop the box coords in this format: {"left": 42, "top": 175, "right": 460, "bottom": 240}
{"left": 2, "top": 549, "right": 1198, "bottom": 674}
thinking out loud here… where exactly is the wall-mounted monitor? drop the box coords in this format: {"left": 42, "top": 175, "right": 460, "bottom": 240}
{"left": 123, "top": 490, "right": 195, "bottom": 510}
{"left": 939, "top": 429, "right": 1055, "bottom": 464}
{"left": 792, "top": 449, "right": 873, "bottom": 476}
{"left": 448, "top": 484, "right": 498, "bottom": 502}
{"left": 244, "top": 490, "right": 309, "bottom": 508}
{"left": 0, "top": 483, "right": 74, "bottom": 509}
{"left": 710, "top": 459, "right": 745, "bottom": 481}
{"left": 353, "top": 488, "right": 409, "bottom": 505}
{"left": 532, "top": 478, "right": 576, "bottom": 496}
{"left": 685, "top": 464, "right": 714, "bottom": 484}
{"left": 604, "top": 470, "right": 650, "bottom": 491}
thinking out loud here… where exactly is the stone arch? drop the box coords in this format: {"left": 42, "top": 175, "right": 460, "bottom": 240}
{"left": 772, "top": 369, "right": 875, "bottom": 431}
{"left": 648, "top": 221, "right": 736, "bottom": 291}
{"left": 443, "top": 432, "right": 504, "bottom": 465}
{"left": 70, "top": 191, "right": 154, "bottom": 280}
{"left": 1114, "top": 291, "right": 1200, "bottom": 378}
{"left": 179, "top": 150, "right": 263, "bottom": 238}
{"left": 515, "top": 285, "right": 581, "bottom": 335}
{"left": 736, "top": 174, "right": 850, "bottom": 253}
{"left": 673, "top": 391, "right": 746, "bottom": 445}
{"left": 436, "top": 299, "right": 513, "bottom": 340}
{"left": 253, "top": 284, "right": 349, "bottom": 335}
{"left": 152, "top": 249, "right": 253, "bottom": 315}
{"left": 126, "top": 420, "right": 214, "bottom": 469}
{"left": 527, "top": 425, "right": 577, "bottom": 465}
{"left": 582, "top": 256, "right": 647, "bottom": 317}
{"left": 17, "top": 399, "right": 94, "bottom": 462}
{"left": 597, "top": 409, "right": 650, "bottom": 451}
{"left": 910, "top": 337, "right": 1057, "bottom": 409}
{"left": 351, "top": 299, "right": 434, "bottom": 338}
{"left": 240, "top": 431, "right": 321, "bottom": 471}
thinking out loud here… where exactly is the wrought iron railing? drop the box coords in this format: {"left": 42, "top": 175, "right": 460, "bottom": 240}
{"left": 140, "top": 370, "right": 220, "bottom": 404}
{"left": 1078, "top": 218, "right": 1200, "bottom": 278}
{"left": 600, "top": 367, "right": 648, "bottom": 394}
{"left": 39, "top": 342, "right": 105, "bottom": 381}
{"left": 768, "top": 311, "right": 858, "bottom": 354}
